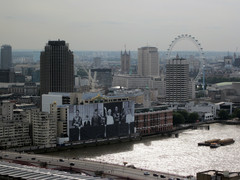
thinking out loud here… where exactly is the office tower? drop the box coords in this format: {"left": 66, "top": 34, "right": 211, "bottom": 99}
{"left": 121, "top": 50, "right": 130, "bottom": 74}
{"left": 138, "top": 47, "right": 159, "bottom": 77}
{"left": 166, "top": 56, "right": 189, "bottom": 103}
{"left": 1, "top": 45, "right": 12, "bottom": 69}
{"left": 40, "top": 40, "right": 74, "bottom": 95}
{"left": 0, "top": 69, "right": 14, "bottom": 82}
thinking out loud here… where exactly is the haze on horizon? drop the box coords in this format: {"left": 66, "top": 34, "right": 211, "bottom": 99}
{"left": 0, "top": 0, "right": 239, "bottom": 52}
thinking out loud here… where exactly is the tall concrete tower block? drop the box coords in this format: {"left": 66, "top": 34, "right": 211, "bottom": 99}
{"left": 166, "top": 57, "right": 189, "bottom": 103}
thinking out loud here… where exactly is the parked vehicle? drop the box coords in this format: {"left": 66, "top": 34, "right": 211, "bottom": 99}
{"left": 144, "top": 172, "right": 150, "bottom": 175}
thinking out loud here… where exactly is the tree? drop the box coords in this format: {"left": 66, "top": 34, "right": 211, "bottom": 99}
{"left": 173, "top": 112, "right": 185, "bottom": 125}
{"left": 233, "top": 108, "right": 240, "bottom": 118}
{"left": 218, "top": 110, "right": 229, "bottom": 120}
{"left": 178, "top": 110, "right": 189, "bottom": 122}
{"left": 77, "top": 66, "right": 88, "bottom": 77}
{"left": 188, "top": 112, "right": 199, "bottom": 123}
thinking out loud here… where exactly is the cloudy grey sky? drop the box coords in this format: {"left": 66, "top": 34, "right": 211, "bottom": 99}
{"left": 0, "top": 0, "right": 239, "bottom": 51}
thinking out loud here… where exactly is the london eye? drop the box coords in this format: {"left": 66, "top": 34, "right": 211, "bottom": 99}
{"left": 166, "top": 34, "right": 205, "bottom": 90}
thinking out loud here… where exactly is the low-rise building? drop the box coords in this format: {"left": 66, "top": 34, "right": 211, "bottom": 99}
{"left": 134, "top": 106, "right": 173, "bottom": 136}
{"left": 0, "top": 102, "right": 31, "bottom": 149}
{"left": 197, "top": 170, "right": 240, "bottom": 180}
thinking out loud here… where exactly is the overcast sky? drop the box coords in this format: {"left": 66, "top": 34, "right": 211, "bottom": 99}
{"left": 0, "top": 0, "right": 239, "bottom": 51}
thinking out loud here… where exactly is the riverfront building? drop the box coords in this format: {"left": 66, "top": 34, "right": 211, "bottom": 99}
{"left": 40, "top": 40, "right": 74, "bottom": 95}
{"left": 134, "top": 106, "right": 173, "bottom": 136}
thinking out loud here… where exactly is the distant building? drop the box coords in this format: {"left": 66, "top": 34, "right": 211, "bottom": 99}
{"left": 90, "top": 68, "right": 112, "bottom": 88}
{"left": 40, "top": 40, "right": 74, "bottom": 95}
{"left": 92, "top": 57, "right": 101, "bottom": 68}
{"left": 1, "top": 45, "right": 12, "bottom": 69}
{"left": 8, "top": 82, "right": 39, "bottom": 96}
{"left": 121, "top": 50, "right": 130, "bottom": 74}
{"left": 138, "top": 47, "right": 159, "bottom": 77}
{"left": 224, "top": 55, "right": 232, "bottom": 68}
{"left": 166, "top": 56, "right": 189, "bottom": 103}
{"left": 233, "top": 57, "right": 240, "bottom": 67}
{"left": 0, "top": 69, "right": 14, "bottom": 83}
{"left": 113, "top": 74, "right": 151, "bottom": 89}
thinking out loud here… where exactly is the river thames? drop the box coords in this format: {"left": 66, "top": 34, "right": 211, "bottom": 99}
{"left": 48, "top": 123, "right": 240, "bottom": 176}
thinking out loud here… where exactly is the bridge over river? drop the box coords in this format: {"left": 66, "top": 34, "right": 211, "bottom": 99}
{"left": 0, "top": 150, "right": 188, "bottom": 180}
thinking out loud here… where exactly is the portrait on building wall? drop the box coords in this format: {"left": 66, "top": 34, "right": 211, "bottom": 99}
{"left": 68, "top": 101, "right": 135, "bottom": 141}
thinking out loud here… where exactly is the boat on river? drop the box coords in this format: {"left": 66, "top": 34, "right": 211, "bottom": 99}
{"left": 198, "top": 138, "right": 234, "bottom": 147}
{"left": 210, "top": 143, "right": 221, "bottom": 148}
{"left": 198, "top": 139, "right": 221, "bottom": 146}
{"left": 219, "top": 138, "right": 235, "bottom": 146}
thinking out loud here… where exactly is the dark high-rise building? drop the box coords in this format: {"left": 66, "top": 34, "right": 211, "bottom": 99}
{"left": 0, "top": 69, "right": 14, "bottom": 82}
{"left": 40, "top": 40, "right": 74, "bottom": 95}
{"left": 121, "top": 50, "right": 130, "bottom": 74}
{"left": 1, "top": 45, "right": 12, "bottom": 69}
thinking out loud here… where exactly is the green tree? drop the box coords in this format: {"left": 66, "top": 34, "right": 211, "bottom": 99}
{"left": 232, "top": 108, "right": 240, "bottom": 118}
{"left": 178, "top": 110, "right": 189, "bottom": 122}
{"left": 77, "top": 67, "right": 88, "bottom": 77}
{"left": 188, "top": 112, "right": 199, "bottom": 123}
{"left": 218, "top": 110, "right": 229, "bottom": 120}
{"left": 173, "top": 112, "right": 185, "bottom": 125}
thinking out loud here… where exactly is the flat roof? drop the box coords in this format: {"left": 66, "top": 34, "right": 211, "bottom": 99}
{"left": 0, "top": 161, "right": 106, "bottom": 180}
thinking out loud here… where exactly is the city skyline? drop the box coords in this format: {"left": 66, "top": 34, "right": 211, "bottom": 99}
{"left": 0, "top": 0, "right": 239, "bottom": 51}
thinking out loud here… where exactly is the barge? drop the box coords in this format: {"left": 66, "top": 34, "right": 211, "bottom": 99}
{"left": 198, "top": 139, "right": 221, "bottom": 146}
{"left": 198, "top": 138, "right": 234, "bottom": 148}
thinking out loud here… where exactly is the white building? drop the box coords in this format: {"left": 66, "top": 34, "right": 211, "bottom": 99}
{"left": 42, "top": 92, "right": 70, "bottom": 113}
{"left": 138, "top": 47, "right": 159, "bottom": 77}
{"left": 31, "top": 105, "right": 57, "bottom": 146}
{"left": 185, "top": 101, "right": 217, "bottom": 120}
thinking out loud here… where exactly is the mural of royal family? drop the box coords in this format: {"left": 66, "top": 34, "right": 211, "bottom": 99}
{"left": 68, "top": 101, "right": 135, "bottom": 141}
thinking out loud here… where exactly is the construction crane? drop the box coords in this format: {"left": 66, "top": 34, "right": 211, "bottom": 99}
{"left": 81, "top": 65, "right": 98, "bottom": 92}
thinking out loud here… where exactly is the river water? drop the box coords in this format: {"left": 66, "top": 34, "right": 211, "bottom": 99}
{"left": 47, "top": 123, "right": 240, "bottom": 176}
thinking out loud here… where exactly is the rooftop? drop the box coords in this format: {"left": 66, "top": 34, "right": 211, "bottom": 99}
{"left": 0, "top": 161, "right": 105, "bottom": 180}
